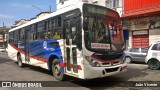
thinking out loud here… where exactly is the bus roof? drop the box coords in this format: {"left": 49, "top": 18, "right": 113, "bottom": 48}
{"left": 9, "top": 2, "right": 120, "bottom": 32}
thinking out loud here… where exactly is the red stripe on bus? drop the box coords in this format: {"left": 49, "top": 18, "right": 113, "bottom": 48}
{"left": 9, "top": 43, "right": 82, "bottom": 70}
{"left": 70, "top": 64, "right": 74, "bottom": 68}
{"left": 60, "top": 62, "right": 82, "bottom": 70}
{"left": 9, "top": 43, "right": 48, "bottom": 63}
{"left": 91, "top": 56, "right": 119, "bottom": 63}
{"left": 77, "top": 65, "right": 82, "bottom": 70}
{"left": 60, "top": 62, "right": 66, "bottom": 67}
{"left": 29, "top": 54, "right": 48, "bottom": 63}
{"left": 9, "top": 43, "right": 25, "bottom": 54}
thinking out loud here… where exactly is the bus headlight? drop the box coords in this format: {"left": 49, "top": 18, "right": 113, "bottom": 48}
{"left": 85, "top": 56, "right": 101, "bottom": 67}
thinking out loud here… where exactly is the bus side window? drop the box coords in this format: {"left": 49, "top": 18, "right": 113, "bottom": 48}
{"left": 31, "top": 25, "right": 36, "bottom": 41}
{"left": 18, "top": 29, "right": 21, "bottom": 42}
{"left": 34, "top": 24, "right": 38, "bottom": 41}
{"left": 45, "top": 20, "right": 51, "bottom": 39}
{"left": 13, "top": 31, "right": 18, "bottom": 43}
{"left": 9, "top": 32, "right": 13, "bottom": 43}
{"left": 71, "top": 19, "right": 76, "bottom": 45}
{"left": 49, "top": 16, "right": 62, "bottom": 40}
{"left": 48, "top": 18, "right": 54, "bottom": 39}
{"left": 53, "top": 31, "right": 60, "bottom": 39}
{"left": 9, "top": 33, "right": 11, "bottom": 43}
{"left": 14, "top": 30, "right": 19, "bottom": 43}
{"left": 58, "top": 17, "right": 61, "bottom": 27}
{"left": 37, "top": 21, "right": 46, "bottom": 40}
{"left": 20, "top": 28, "right": 24, "bottom": 42}
{"left": 38, "top": 31, "right": 46, "bottom": 40}
{"left": 12, "top": 31, "right": 15, "bottom": 43}
{"left": 76, "top": 17, "right": 82, "bottom": 50}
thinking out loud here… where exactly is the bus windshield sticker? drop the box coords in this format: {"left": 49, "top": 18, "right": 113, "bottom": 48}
{"left": 91, "top": 43, "right": 110, "bottom": 49}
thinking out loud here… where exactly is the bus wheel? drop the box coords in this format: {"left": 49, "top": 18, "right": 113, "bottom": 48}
{"left": 52, "top": 59, "right": 65, "bottom": 81}
{"left": 17, "top": 55, "right": 23, "bottom": 67}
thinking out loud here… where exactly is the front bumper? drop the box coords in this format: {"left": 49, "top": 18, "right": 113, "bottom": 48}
{"left": 83, "top": 63, "right": 127, "bottom": 79}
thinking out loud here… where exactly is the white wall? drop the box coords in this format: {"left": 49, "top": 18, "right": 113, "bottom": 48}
{"left": 90, "top": 0, "right": 106, "bottom": 6}
{"left": 56, "top": 0, "right": 105, "bottom": 10}
{"left": 56, "top": 0, "right": 123, "bottom": 16}
{"left": 149, "top": 29, "right": 160, "bottom": 44}
{"left": 97, "top": 0, "right": 123, "bottom": 16}
{"left": 56, "top": 0, "right": 80, "bottom": 10}
{"left": 116, "top": 7, "right": 122, "bottom": 17}
{"left": 129, "top": 31, "right": 132, "bottom": 48}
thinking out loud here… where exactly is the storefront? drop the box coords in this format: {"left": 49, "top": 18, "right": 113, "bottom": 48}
{"left": 0, "top": 35, "right": 4, "bottom": 47}
{"left": 132, "top": 30, "right": 149, "bottom": 48}
{"left": 123, "top": 16, "right": 160, "bottom": 48}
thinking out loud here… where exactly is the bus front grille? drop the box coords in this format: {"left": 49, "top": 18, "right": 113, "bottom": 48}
{"left": 105, "top": 67, "right": 119, "bottom": 73}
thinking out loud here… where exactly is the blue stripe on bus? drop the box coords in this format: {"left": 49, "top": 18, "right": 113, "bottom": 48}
{"left": 12, "top": 40, "right": 64, "bottom": 73}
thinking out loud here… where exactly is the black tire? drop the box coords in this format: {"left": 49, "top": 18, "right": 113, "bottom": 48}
{"left": 17, "top": 54, "right": 23, "bottom": 67}
{"left": 52, "top": 59, "right": 65, "bottom": 81}
{"left": 148, "top": 59, "right": 160, "bottom": 70}
{"left": 125, "top": 57, "right": 132, "bottom": 63}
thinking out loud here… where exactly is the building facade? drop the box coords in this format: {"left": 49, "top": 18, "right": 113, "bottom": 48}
{"left": 122, "top": 0, "right": 160, "bottom": 48}
{"left": 0, "top": 28, "right": 4, "bottom": 48}
{"left": 0, "top": 27, "right": 10, "bottom": 49}
{"left": 12, "top": 19, "right": 29, "bottom": 28}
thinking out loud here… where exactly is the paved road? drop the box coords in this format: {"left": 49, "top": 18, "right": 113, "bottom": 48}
{"left": 0, "top": 52, "right": 160, "bottom": 90}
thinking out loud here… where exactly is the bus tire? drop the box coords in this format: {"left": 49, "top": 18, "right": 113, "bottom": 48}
{"left": 52, "top": 59, "right": 65, "bottom": 81}
{"left": 17, "top": 54, "right": 23, "bottom": 67}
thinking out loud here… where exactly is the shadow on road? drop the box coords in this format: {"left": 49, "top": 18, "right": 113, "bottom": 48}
{"left": 67, "top": 68, "right": 148, "bottom": 89}
{"left": 0, "top": 56, "right": 12, "bottom": 64}
{"left": 130, "top": 62, "right": 146, "bottom": 65}
{"left": 21, "top": 64, "right": 148, "bottom": 89}
{"left": 0, "top": 53, "right": 151, "bottom": 89}
{"left": 19, "top": 63, "right": 53, "bottom": 76}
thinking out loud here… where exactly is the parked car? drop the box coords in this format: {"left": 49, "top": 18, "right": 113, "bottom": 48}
{"left": 145, "top": 42, "right": 160, "bottom": 70}
{"left": 0, "top": 47, "right": 5, "bottom": 52}
{"left": 124, "top": 48, "right": 148, "bottom": 63}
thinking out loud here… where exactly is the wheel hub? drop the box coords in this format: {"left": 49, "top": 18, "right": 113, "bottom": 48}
{"left": 54, "top": 64, "right": 61, "bottom": 76}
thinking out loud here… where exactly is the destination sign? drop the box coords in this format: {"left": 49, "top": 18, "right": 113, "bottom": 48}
{"left": 84, "top": 4, "right": 120, "bottom": 20}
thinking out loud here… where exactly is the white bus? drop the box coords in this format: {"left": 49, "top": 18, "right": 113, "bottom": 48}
{"left": 8, "top": 3, "right": 127, "bottom": 80}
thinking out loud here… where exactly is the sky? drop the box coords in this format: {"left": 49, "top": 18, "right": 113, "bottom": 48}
{"left": 0, "top": 0, "right": 56, "bottom": 27}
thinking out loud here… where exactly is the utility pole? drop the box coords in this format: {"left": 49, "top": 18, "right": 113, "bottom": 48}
{"left": 49, "top": 5, "right": 52, "bottom": 13}
{"left": 31, "top": 5, "right": 42, "bottom": 12}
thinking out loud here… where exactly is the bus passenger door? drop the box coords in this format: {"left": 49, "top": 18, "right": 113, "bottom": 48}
{"left": 64, "top": 18, "right": 79, "bottom": 75}
{"left": 24, "top": 30, "right": 30, "bottom": 63}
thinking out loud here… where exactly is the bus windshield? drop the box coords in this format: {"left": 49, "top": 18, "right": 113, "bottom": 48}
{"left": 83, "top": 4, "right": 125, "bottom": 53}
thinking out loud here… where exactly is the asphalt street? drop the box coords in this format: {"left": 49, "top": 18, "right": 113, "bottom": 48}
{"left": 0, "top": 52, "right": 160, "bottom": 90}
